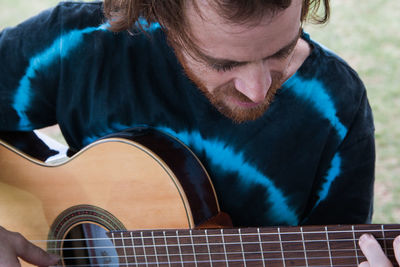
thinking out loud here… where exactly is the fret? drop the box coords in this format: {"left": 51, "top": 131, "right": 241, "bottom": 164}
{"left": 140, "top": 231, "right": 150, "bottom": 266}
{"left": 204, "top": 230, "right": 213, "bottom": 266}
{"left": 109, "top": 231, "right": 128, "bottom": 265}
{"left": 175, "top": 230, "right": 184, "bottom": 266}
{"left": 221, "top": 229, "right": 229, "bottom": 265}
{"left": 163, "top": 231, "right": 172, "bottom": 267}
{"left": 300, "top": 227, "right": 309, "bottom": 267}
{"left": 189, "top": 230, "right": 198, "bottom": 267}
{"left": 239, "top": 228, "right": 265, "bottom": 266}
{"left": 277, "top": 228, "right": 287, "bottom": 267}
{"left": 238, "top": 229, "right": 247, "bottom": 267}
{"left": 205, "top": 229, "right": 227, "bottom": 266}
{"left": 190, "top": 229, "right": 210, "bottom": 264}
{"left": 222, "top": 228, "right": 249, "bottom": 265}
{"left": 164, "top": 230, "right": 182, "bottom": 265}
{"left": 177, "top": 229, "right": 197, "bottom": 266}
{"left": 130, "top": 232, "right": 138, "bottom": 266}
{"left": 324, "top": 226, "right": 333, "bottom": 267}
{"left": 381, "top": 225, "right": 388, "bottom": 255}
{"left": 258, "top": 228, "right": 287, "bottom": 266}
{"left": 352, "top": 225, "right": 360, "bottom": 266}
{"left": 279, "top": 226, "right": 306, "bottom": 267}
{"left": 118, "top": 231, "right": 136, "bottom": 265}
{"left": 151, "top": 231, "right": 160, "bottom": 267}
{"left": 378, "top": 224, "right": 400, "bottom": 265}
{"left": 110, "top": 231, "right": 119, "bottom": 263}
{"left": 355, "top": 224, "right": 384, "bottom": 263}
{"left": 120, "top": 232, "right": 129, "bottom": 265}
{"left": 126, "top": 231, "right": 146, "bottom": 265}
{"left": 302, "top": 226, "right": 333, "bottom": 266}
{"left": 257, "top": 228, "right": 266, "bottom": 267}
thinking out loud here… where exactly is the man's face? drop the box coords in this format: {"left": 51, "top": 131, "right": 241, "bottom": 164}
{"left": 176, "top": 0, "right": 303, "bottom": 123}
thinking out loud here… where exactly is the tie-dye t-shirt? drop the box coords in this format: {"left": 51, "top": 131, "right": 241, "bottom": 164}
{"left": 0, "top": 2, "right": 375, "bottom": 226}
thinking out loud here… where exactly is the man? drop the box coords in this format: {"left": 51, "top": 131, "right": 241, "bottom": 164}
{"left": 0, "top": 0, "right": 391, "bottom": 266}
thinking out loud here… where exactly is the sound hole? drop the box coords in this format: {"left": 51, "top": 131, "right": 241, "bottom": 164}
{"left": 62, "top": 223, "right": 119, "bottom": 266}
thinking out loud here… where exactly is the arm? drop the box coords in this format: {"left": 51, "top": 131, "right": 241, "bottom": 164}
{"left": 302, "top": 88, "right": 375, "bottom": 225}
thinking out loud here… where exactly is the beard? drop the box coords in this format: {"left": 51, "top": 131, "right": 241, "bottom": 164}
{"left": 175, "top": 49, "right": 284, "bottom": 123}
{"left": 197, "top": 72, "right": 283, "bottom": 123}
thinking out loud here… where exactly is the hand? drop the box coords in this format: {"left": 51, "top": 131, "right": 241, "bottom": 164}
{"left": 0, "top": 226, "right": 59, "bottom": 267}
{"left": 359, "top": 233, "right": 400, "bottom": 267}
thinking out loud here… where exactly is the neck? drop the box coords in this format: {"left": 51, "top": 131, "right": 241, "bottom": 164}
{"left": 283, "top": 37, "right": 311, "bottom": 82}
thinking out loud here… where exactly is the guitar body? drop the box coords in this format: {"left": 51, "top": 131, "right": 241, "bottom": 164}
{"left": 0, "top": 128, "right": 221, "bottom": 266}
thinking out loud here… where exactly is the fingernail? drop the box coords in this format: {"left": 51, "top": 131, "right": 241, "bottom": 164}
{"left": 359, "top": 233, "right": 373, "bottom": 244}
{"left": 394, "top": 236, "right": 400, "bottom": 246}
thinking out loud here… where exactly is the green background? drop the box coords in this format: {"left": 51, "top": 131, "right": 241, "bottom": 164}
{"left": 1, "top": 0, "right": 399, "bottom": 223}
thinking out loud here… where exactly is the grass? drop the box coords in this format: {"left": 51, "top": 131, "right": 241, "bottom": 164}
{"left": 305, "top": 0, "right": 400, "bottom": 223}
{"left": 1, "top": 0, "right": 399, "bottom": 223}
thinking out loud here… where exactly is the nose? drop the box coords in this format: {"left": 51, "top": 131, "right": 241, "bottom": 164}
{"left": 233, "top": 61, "right": 272, "bottom": 103}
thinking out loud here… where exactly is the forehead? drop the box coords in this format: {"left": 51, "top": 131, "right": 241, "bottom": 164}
{"left": 185, "top": 0, "right": 303, "bottom": 61}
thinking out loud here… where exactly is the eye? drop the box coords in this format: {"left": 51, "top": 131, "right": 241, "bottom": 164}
{"left": 271, "top": 45, "right": 296, "bottom": 60}
{"left": 212, "top": 63, "right": 235, "bottom": 72}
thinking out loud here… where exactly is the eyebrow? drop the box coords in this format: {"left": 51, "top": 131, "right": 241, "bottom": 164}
{"left": 198, "top": 30, "right": 301, "bottom": 69}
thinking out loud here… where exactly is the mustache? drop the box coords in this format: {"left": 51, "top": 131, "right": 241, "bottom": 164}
{"left": 215, "top": 71, "right": 284, "bottom": 103}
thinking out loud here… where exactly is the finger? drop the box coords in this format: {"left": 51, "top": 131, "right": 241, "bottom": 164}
{"left": 359, "top": 261, "right": 370, "bottom": 267}
{"left": 10, "top": 231, "right": 59, "bottom": 266}
{"left": 393, "top": 236, "right": 400, "bottom": 264}
{"left": 359, "top": 233, "right": 392, "bottom": 267}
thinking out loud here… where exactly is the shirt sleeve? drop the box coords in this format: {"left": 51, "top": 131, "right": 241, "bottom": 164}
{"left": 0, "top": 5, "right": 67, "bottom": 131}
{"left": 301, "top": 89, "right": 375, "bottom": 225}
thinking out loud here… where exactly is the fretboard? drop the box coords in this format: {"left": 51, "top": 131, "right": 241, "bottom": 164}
{"left": 108, "top": 224, "right": 400, "bottom": 266}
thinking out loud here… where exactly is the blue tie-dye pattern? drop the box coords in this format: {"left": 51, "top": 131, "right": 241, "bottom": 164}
{"left": 157, "top": 126, "right": 299, "bottom": 225}
{"left": 315, "top": 153, "right": 341, "bottom": 208}
{"left": 136, "top": 18, "right": 161, "bottom": 32}
{"left": 285, "top": 75, "right": 347, "bottom": 140}
{"left": 284, "top": 74, "right": 347, "bottom": 209}
{"left": 12, "top": 23, "right": 109, "bottom": 130}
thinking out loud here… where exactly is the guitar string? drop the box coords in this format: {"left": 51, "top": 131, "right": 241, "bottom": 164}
{"left": 34, "top": 238, "right": 398, "bottom": 260}
{"left": 56, "top": 249, "right": 382, "bottom": 261}
{"left": 40, "top": 245, "right": 397, "bottom": 262}
{"left": 47, "top": 258, "right": 376, "bottom": 267}
{"left": 33, "top": 236, "right": 398, "bottom": 247}
{"left": 32, "top": 229, "right": 399, "bottom": 263}
{"left": 33, "top": 227, "right": 400, "bottom": 243}
{"left": 40, "top": 238, "right": 399, "bottom": 266}
{"left": 44, "top": 252, "right": 394, "bottom": 266}
{"left": 46, "top": 244, "right": 395, "bottom": 256}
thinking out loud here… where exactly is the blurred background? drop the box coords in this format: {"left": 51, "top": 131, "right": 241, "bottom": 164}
{"left": 1, "top": 0, "right": 399, "bottom": 223}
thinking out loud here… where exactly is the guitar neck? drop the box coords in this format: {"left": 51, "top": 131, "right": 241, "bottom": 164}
{"left": 109, "top": 224, "right": 400, "bottom": 266}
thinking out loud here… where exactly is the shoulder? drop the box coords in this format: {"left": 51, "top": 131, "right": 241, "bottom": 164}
{"left": 299, "top": 33, "right": 369, "bottom": 121}
{"left": 52, "top": 1, "right": 105, "bottom": 30}
{"left": 282, "top": 32, "right": 373, "bottom": 142}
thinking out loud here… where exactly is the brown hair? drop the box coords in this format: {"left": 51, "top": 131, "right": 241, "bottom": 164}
{"left": 103, "top": 0, "right": 330, "bottom": 56}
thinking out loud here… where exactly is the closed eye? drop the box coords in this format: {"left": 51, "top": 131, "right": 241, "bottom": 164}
{"left": 211, "top": 61, "right": 245, "bottom": 72}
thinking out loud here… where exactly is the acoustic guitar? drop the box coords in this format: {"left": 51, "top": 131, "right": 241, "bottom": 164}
{"left": 0, "top": 127, "right": 398, "bottom": 266}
